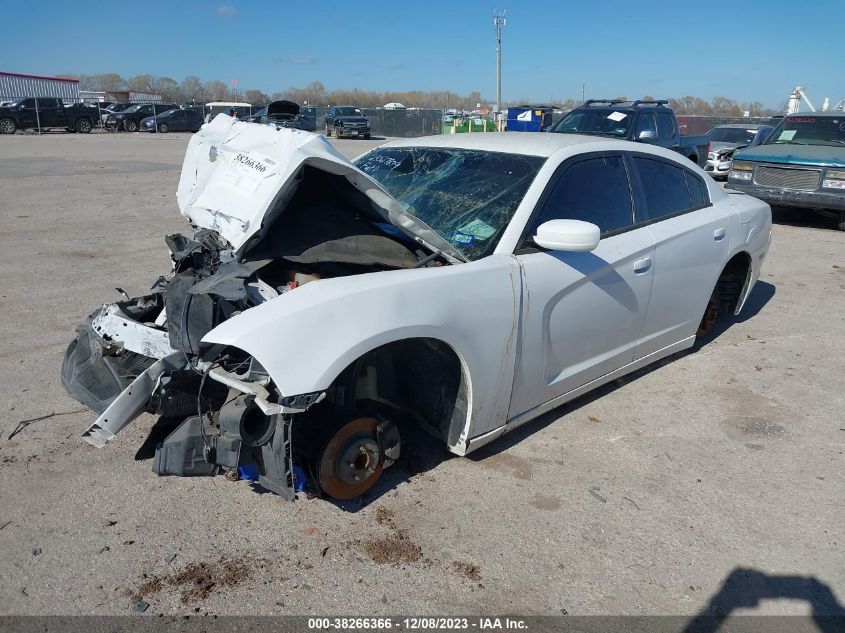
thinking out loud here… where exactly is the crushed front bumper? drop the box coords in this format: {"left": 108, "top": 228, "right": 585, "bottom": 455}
{"left": 61, "top": 301, "right": 300, "bottom": 500}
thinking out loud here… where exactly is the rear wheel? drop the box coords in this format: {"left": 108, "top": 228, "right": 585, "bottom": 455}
{"left": 158, "top": 123, "right": 168, "bottom": 133}
{"left": 363, "top": 132, "right": 371, "bottom": 140}
{"left": 124, "top": 120, "right": 138, "bottom": 132}
{"left": 75, "top": 118, "right": 92, "bottom": 133}
{"left": 0, "top": 118, "right": 16, "bottom": 134}
{"left": 696, "top": 268, "right": 744, "bottom": 338}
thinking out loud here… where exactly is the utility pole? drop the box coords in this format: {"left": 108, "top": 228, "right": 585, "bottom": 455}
{"left": 493, "top": 10, "right": 506, "bottom": 125}
{"left": 581, "top": 81, "right": 586, "bottom": 103}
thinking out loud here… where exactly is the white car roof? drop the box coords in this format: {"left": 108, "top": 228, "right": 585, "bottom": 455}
{"left": 383, "top": 132, "right": 608, "bottom": 157}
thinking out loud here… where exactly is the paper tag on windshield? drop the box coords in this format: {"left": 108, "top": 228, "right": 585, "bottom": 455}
{"left": 778, "top": 130, "right": 796, "bottom": 141}
{"left": 457, "top": 219, "right": 496, "bottom": 240}
{"left": 607, "top": 111, "right": 627, "bottom": 122}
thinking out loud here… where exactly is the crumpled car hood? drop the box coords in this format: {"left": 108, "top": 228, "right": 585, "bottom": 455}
{"left": 176, "top": 114, "right": 462, "bottom": 260}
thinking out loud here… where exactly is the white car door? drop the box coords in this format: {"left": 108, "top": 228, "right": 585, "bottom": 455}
{"left": 507, "top": 153, "right": 656, "bottom": 420}
{"left": 628, "top": 154, "right": 731, "bottom": 357}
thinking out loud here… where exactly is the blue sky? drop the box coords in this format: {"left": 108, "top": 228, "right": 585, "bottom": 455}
{"left": 0, "top": 0, "right": 842, "bottom": 108}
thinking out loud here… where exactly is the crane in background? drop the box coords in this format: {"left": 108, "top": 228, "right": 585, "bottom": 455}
{"left": 786, "top": 86, "right": 844, "bottom": 114}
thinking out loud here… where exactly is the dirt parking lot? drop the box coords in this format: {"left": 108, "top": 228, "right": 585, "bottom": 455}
{"left": 0, "top": 132, "right": 842, "bottom": 617}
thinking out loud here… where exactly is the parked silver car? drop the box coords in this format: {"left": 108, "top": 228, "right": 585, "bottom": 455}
{"left": 705, "top": 124, "right": 774, "bottom": 179}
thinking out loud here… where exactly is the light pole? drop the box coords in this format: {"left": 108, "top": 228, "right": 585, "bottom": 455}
{"left": 493, "top": 10, "right": 506, "bottom": 125}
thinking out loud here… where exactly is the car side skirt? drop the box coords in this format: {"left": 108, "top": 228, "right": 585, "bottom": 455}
{"left": 449, "top": 335, "right": 696, "bottom": 456}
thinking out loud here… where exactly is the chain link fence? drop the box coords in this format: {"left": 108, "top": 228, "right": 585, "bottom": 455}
{"left": 307, "top": 106, "right": 443, "bottom": 137}
{"left": 0, "top": 96, "right": 191, "bottom": 135}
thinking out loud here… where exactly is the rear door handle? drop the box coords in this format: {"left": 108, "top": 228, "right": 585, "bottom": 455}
{"left": 633, "top": 257, "right": 652, "bottom": 274}
{"left": 713, "top": 228, "right": 726, "bottom": 241}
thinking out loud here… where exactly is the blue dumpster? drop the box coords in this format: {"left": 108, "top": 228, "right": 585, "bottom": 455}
{"left": 506, "top": 106, "right": 553, "bottom": 132}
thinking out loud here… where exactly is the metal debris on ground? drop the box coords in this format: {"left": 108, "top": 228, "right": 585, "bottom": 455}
{"left": 132, "top": 600, "right": 149, "bottom": 613}
{"left": 588, "top": 487, "right": 607, "bottom": 503}
{"left": 622, "top": 496, "right": 641, "bottom": 510}
{"left": 7, "top": 409, "right": 87, "bottom": 440}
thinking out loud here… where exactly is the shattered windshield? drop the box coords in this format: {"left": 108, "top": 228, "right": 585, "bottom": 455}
{"left": 355, "top": 147, "right": 545, "bottom": 260}
{"left": 550, "top": 109, "right": 633, "bottom": 137}
{"left": 765, "top": 116, "right": 845, "bottom": 147}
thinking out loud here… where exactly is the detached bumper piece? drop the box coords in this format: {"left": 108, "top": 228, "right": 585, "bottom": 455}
{"left": 151, "top": 407, "right": 296, "bottom": 501}
{"left": 80, "top": 353, "right": 185, "bottom": 448}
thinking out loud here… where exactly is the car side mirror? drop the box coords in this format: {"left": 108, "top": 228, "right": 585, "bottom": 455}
{"left": 637, "top": 129, "right": 657, "bottom": 141}
{"left": 533, "top": 219, "right": 601, "bottom": 252}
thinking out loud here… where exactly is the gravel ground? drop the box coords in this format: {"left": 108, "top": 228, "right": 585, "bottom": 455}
{"left": 0, "top": 131, "right": 842, "bottom": 617}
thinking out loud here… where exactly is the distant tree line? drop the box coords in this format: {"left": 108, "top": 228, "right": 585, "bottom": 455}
{"left": 63, "top": 73, "right": 782, "bottom": 115}
{"left": 65, "top": 74, "right": 485, "bottom": 109}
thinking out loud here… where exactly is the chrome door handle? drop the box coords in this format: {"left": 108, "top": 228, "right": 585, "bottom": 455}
{"left": 713, "top": 228, "right": 726, "bottom": 241}
{"left": 633, "top": 257, "right": 652, "bottom": 273}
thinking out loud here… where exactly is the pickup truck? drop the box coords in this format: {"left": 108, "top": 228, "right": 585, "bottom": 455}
{"left": 324, "top": 105, "right": 371, "bottom": 139}
{"left": 548, "top": 100, "right": 710, "bottom": 167}
{"left": 0, "top": 97, "right": 99, "bottom": 134}
{"left": 726, "top": 112, "right": 845, "bottom": 230}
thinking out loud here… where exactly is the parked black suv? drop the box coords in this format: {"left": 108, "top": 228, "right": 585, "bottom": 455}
{"left": 0, "top": 98, "right": 99, "bottom": 134}
{"left": 324, "top": 106, "right": 370, "bottom": 139}
{"left": 106, "top": 103, "right": 178, "bottom": 132}
{"left": 140, "top": 108, "right": 204, "bottom": 133}
{"left": 548, "top": 99, "right": 710, "bottom": 167}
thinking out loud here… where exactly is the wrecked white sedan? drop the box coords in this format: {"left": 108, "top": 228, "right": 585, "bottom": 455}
{"left": 61, "top": 115, "right": 771, "bottom": 500}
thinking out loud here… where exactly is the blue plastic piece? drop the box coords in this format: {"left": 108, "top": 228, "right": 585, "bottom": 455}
{"left": 292, "top": 465, "right": 309, "bottom": 492}
{"left": 238, "top": 464, "right": 259, "bottom": 481}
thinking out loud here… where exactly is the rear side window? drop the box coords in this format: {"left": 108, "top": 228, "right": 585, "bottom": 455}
{"left": 531, "top": 156, "right": 634, "bottom": 236}
{"left": 685, "top": 172, "right": 707, "bottom": 207}
{"left": 634, "top": 157, "right": 708, "bottom": 222}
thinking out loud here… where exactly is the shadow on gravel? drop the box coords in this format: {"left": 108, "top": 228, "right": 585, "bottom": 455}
{"left": 470, "top": 280, "right": 775, "bottom": 460}
{"left": 683, "top": 567, "right": 845, "bottom": 633}
{"left": 771, "top": 206, "right": 842, "bottom": 231}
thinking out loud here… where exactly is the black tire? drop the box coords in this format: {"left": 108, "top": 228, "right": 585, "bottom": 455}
{"left": 124, "top": 119, "right": 138, "bottom": 132}
{"left": 0, "top": 118, "right": 16, "bottom": 134}
{"left": 696, "top": 273, "right": 743, "bottom": 338}
{"left": 363, "top": 133, "right": 371, "bottom": 140}
{"left": 158, "top": 123, "right": 168, "bottom": 133}
{"left": 75, "top": 118, "right": 92, "bottom": 134}
{"left": 324, "top": 123, "right": 331, "bottom": 137}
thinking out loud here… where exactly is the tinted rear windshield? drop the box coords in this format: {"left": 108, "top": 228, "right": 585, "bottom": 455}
{"left": 765, "top": 116, "right": 845, "bottom": 147}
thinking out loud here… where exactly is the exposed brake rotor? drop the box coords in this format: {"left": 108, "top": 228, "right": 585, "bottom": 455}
{"left": 317, "top": 416, "right": 385, "bottom": 500}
